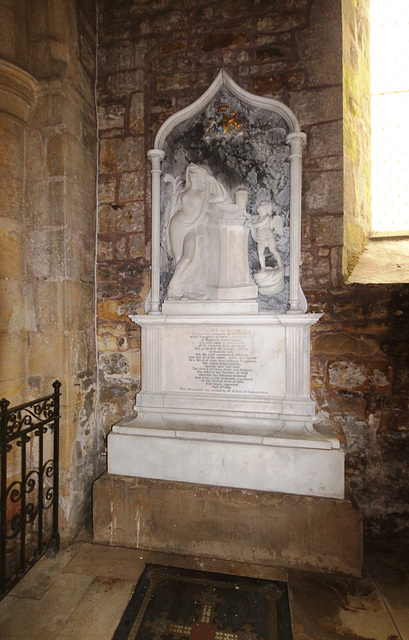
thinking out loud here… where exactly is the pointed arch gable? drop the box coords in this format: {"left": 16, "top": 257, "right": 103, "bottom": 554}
{"left": 153, "top": 69, "right": 301, "bottom": 151}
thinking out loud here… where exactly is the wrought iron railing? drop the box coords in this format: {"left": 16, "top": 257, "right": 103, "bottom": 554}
{"left": 0, "top": 381, "right": 61, "bottom": 599}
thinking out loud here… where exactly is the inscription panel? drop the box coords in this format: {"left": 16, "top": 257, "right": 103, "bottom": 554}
{"left": 162, "top": 325, "right": 285, "bottom": 396}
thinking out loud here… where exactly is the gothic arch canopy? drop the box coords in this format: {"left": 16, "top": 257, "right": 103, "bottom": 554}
{"left": 147, "top": 69, "right": 306, "bottom": 316}
{"left": 153, "top": 68, "right": 301, "bottom": 151}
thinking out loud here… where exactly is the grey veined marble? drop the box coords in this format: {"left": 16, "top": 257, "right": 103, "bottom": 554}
{"left": 160, "top": 87, "right": 291, "bottom": 312}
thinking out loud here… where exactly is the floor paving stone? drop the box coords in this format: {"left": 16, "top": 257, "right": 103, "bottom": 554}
{"left": 9, "top": 545, "right": 78, "bottom": 600}
{"left": 0, "top": 572, "right": 95, "bottom": 639}
{"left": 364, "top": 542, "right": 409, "bottom": 640}
{"left": 288, "top": 571, "right": 401, "bottom": 640}
{"left": 0, "top": 542, "right": 408, "bottom": 640}
{"left": 63, "top": 541, "right": 150, "bottom": 580}
{"left": 55, "top": 576, "right": 135, "bottom": 640}
{"left": 148, "top": 550, "right": 288, "bottom": 582}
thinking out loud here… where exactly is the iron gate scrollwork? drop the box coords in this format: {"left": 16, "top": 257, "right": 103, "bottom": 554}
{"left": 0, "top": 381, "right": 60, "bottom": 599}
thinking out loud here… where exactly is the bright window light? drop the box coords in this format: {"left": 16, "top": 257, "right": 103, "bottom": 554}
{"left": 371, "top": 1, "right": 409, "bottom": 234}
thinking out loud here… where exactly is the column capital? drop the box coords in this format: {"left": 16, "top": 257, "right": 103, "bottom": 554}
{"left": 285, "top": 131, "right": 307, "bottom": 156}
{"left": 147, "top": 149, "right": 165, "bottom": 168}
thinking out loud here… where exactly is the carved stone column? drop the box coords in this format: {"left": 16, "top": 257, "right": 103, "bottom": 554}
{"left": 147, "top": 149, "right": 165, "bottom": 314}
{"left": 0, "top": 59, "right": 38, "bottom": 122}
{"left": 0, "top": 59, "right": 38, "bottom": 402}
{"left": 286, "top": 131, "right": 307, "bottom": 314}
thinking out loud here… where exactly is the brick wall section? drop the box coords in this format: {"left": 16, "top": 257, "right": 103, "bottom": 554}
{"left": 97, "top": 0, "right": 409, "bottom": 540}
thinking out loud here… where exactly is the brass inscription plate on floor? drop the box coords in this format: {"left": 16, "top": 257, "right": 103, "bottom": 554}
{"left": 112, "top": 565, "right": 293, "bottom": 640}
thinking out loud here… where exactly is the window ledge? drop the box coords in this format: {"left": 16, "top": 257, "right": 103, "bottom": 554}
{"left": 348, "top": 237, "right": 409, "bottom": 284}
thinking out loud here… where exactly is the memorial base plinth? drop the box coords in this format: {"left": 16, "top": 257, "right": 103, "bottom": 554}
{"left": 93, "top": 473, "right": 362, "bottom": 577}
{"left": 121, "top": 313, "right": 343, "bottom": 498}
{"left": 108, "top": 420, "right": 344, "bottom": 499}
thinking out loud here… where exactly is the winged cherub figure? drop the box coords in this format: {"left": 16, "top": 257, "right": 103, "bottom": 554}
{"left": 244, "top": 200, "right": 284, "bottom": 270}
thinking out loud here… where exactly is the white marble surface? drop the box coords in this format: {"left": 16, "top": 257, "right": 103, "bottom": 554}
{"left": 107, "top": 73, "right": 345, "bottom": 501}
{"left": 127, "top": 314, "right": 326, "bottom": 439}
{"left": 108, "top": 425, "right": 345, "bottom": 499}
{"left": 160, "top": 164, "right": 257, "bottom": 306}
{"left": 147, "top": 70, "right": 307, "bottom": 315}
{"left": 161, "top": 300, "right": 259, "bottom": 315}
{"left": 107, "top": 312, "right": 345, "bottom": 499}
{"left": 161, "top": 323, "right": 285, "bottom": 396}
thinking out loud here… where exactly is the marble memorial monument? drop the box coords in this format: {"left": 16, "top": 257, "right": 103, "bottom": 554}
{"left": 107, "top": 70, "right": 344, "bottom": 499}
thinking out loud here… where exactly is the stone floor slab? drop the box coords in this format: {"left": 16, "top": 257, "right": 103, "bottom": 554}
{"left": 55, "top": 576, "right": 135, "bottom": 640}
{"left": 1, "top": 542, "right": 408, "bottom": 640}
{"left": 0, "top": 572, "right": 94, "bottom": 639}
{"left": 0, "top": 637, "right": 46, "bottom": 640}
{"left": 9, "top": 545, "right": 78, "bottom": 600}
{"left": 364, "top": 543, "right": 409, "bottom": 640}
{"left": 63, "top": 541, "right": 150, "bottom": 580}
{"left": 288, "top": 571, "right": 401, "bottom": 640}
{"left": 148, "top": 550, "right": 288, "bottom": 582}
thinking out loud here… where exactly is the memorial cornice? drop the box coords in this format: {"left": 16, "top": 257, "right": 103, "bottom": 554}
{"left": 0, "top": 58, "right": 39, "bottom": 122}
{"left": 129, "top": 313, "right": 322, "bottom": 326}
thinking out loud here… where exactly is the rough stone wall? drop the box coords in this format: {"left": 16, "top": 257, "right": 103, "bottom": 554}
{"left": 96, "top": 0, "right": 344, "bottom": 431}
{"left": 0, "top": 0, "right": 33, "bottom": 405}
{"left": 0, "top": 0, "right": 101, "bottom": 539}
{"left": 97, "top": 0, "right": 409, "bottom": 540}
{"left": 310, "top": 286, "right": 409, "bottom": 539}
{"left": 342, "top": 0, "right": 371, "bottom": 277}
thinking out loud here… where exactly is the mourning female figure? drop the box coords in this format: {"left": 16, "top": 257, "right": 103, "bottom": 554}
{"left": 163, "top": 164, "right": 232, "bottom": 300}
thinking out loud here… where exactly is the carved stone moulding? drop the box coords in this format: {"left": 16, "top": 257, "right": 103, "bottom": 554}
{"left": 0, "top": 59, "right": 39, "bottom": 122}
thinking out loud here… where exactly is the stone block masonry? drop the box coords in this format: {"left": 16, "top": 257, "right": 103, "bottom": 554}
{"left": 0, "top": 0, "right": 101, "bottom": 540}
{"left": 96, "top": 0, "right": 409, "bottom": 541}
{"left": 96, "top": 0, "right": 344, "bottom": 436}
{"left": 94, "top": 474, "right": 362, "bottom": 576}
{"left": 342, "top": 0, "right": 371, "bottom": 277}
{"left": 309, "top": 286, "right": 409, "bottom": 539}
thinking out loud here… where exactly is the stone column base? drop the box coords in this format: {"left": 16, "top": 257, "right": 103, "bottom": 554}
{"left": 93, "top": 472, "right": 362, "bottom": 577}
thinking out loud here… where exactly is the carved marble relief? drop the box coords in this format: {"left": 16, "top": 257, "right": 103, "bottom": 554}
{"left": 160, "top": 87, "right": 291, "bottom": 311}
{"left": 107, "top": 71, "right": 345, "bottom": 500}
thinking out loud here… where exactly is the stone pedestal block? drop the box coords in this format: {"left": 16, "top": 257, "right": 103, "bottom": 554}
{"left": 93, "top": 472, "right": 362, "bottom": 577}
